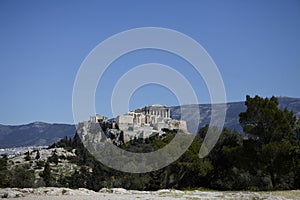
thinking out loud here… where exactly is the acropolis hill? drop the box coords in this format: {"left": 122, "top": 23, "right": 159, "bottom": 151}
{"left": 76, "top": 105, "right": 188, "bottom": 145}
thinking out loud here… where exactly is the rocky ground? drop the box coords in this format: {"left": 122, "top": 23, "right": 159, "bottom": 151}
{"left": 1, "top": 187, "right": 300, "bottom": 200}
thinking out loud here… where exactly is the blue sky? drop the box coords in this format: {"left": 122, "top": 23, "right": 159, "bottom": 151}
{"left": 0, "top": 0, "right": 300, "bottom": 125}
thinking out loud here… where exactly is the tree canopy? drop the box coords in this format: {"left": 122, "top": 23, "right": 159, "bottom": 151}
{"left": 239, "top": 95, "right": 296, "bottom": 144}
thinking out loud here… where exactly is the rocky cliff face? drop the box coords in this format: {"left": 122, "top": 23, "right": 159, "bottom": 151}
{"left": 76, "top": 120, "right": 124, "bottom": 146}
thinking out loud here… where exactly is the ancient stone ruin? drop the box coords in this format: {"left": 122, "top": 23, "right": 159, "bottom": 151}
{"left": 76, "top": 105, "right": 188, "bottom": 146}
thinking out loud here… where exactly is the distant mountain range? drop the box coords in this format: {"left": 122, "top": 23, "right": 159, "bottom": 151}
{"left": 1, "top": 97, "right": 300, "bottom": 148}
{"left": 0, "top": 122, "right": 75, "bottom": 148}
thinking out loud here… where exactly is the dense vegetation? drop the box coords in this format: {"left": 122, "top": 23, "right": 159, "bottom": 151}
{"left": 1, "top": 95, "right": 300, "bottom": 191}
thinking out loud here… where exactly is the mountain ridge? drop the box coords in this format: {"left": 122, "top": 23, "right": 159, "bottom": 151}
{"left": 0, "top": 122, "right": 76, "bottom": 148}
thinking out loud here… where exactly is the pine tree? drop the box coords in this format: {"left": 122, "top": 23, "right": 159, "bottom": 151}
{"left": 24, "top": 151, "right": 31, "bottom": 161}
{"left": 35, "top": 150, "right": 40, "bottom": 160}
{"left": 42, "top": 161, "right": 53, "bottom": 186}
{"left": 239, "top": 95, "right": 296, "bottom": 144}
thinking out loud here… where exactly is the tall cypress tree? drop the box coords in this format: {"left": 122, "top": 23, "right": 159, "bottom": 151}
{"left": 43, "top": 161, "right": 53, "bottom": 186}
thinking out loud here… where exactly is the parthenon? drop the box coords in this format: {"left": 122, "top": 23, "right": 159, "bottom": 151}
{"left": 115, "top": 105, "right": 187, "bottom": 141}
{"left": 135, "top": 105, "right": 171, "bottom": 118}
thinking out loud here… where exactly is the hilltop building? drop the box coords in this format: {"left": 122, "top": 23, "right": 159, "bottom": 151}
{"left": 77, "top": 105, "right": 188, "bottom": 145}
{"left": 116, "top": 105, "right": 187, "bottom": 141}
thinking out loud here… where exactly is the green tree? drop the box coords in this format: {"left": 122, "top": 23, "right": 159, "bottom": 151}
{"left": 206, "top": 128, "right": 245, "bottom": 190}
{"left": 49, "top": 151, "right": 59, "bottom": 165}
{"left": 0, "top": 155, "right": 10, "bottom": 187}
{"left": 239, "top": 95, "right": 296, "bottom": 144}
{"left": 292, "top": 119, "right": 300, "bottom": 188}
{"left": 260, "top": 141, "right": 294, "bottom": 189}
{"left": 24, "top": 151, "right": 31, "bottom": 161}
{"left": 42, "top": 161, "right": 54, "bottom": 187}
{"left": 295, "top": 119, "right": 300, "bottom": 140}
{"left": 35, "top": 150, "right": 40, "bottom": 160}
{"left": 10, "top": 165, "right": 35, "bottom": 188}
{"left": 0, "top": 155, "right": 7, "bottom": 171}
{"left": 69, "top": 166, "right": 92, "bottom": 189}
{"left": 239, "top": 95, "right": 297, "bottom": 189}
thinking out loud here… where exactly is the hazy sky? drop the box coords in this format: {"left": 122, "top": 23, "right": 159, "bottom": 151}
{"left": 0, "top": 0, "right": 300, "bottom": 125}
